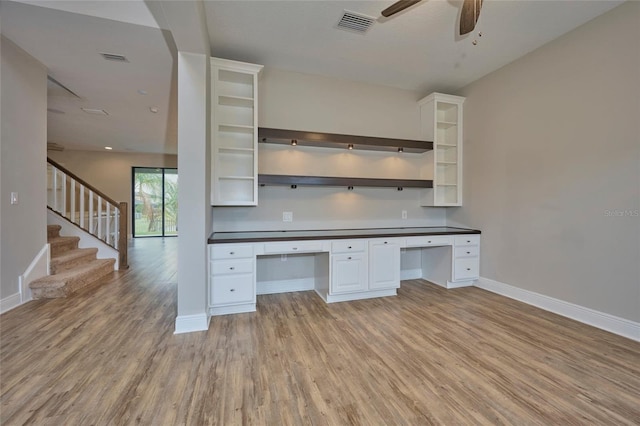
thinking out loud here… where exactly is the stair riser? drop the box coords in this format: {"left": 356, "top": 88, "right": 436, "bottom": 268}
{"left": 68, "top": 261, "right": 115, "bottom": 295}
{"left": 47, "top": 226, "right": 61, "bottom": 239}
{"left": 51, "top": 252, "right": 98, "bottom": 274}
{"left": 31, "top": 260, "right": 115, "bottom": 299}
{"left": 50, "top": 239, "right": 79, "bottom": 256}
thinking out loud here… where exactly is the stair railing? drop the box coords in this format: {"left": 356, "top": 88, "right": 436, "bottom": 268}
{"left": 47, "top": 158, "right": 128, "bottom": 269}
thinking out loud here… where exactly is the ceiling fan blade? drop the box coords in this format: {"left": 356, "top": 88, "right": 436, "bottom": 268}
{"left": 460, "top": 0, "right": 483, "bottom": 35}
{"left": 381, "top": 0, "right": 422, "bottom": 18}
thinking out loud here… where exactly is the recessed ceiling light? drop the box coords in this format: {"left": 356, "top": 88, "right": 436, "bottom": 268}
{"left": 138, "top": 89, "right": 148, "bottom": 95}
{"left": 105, "top": 146, "right": 113, "bottom": 150}
{"left": 82, "top": 108, "right": 109, "bottom": 115}
{"left": 149, "top": 107, "right": 159, "bottom": 113}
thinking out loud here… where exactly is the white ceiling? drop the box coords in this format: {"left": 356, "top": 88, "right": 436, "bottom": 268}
{"left": 0, "top": 0, "right": 624, "bottom": 154}
{"left": 205, "top": 0, "right": 623, "bottom": 94}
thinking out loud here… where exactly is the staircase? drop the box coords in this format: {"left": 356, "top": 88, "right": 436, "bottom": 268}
{"left": 30, "top": 225, "right": 115, "bottom": 298}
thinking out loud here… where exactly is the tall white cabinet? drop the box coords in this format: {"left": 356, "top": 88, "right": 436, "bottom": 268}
{"left": 211, "top": 58, "right": 263, "bottom": 206}
{"left": 419, "top": 93, "right": 465, "bottom": 206}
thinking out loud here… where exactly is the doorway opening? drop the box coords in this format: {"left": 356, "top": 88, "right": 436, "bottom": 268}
{"left": 132, "top": 167, "right": 178, "bottom": 237}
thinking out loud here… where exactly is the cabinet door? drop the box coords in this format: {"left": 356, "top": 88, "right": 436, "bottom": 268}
{"left": 369, "top": 240, "right": 400, "bottom": 290}
{"left": 331, "top": 254, "right": 368, "bottom": 294}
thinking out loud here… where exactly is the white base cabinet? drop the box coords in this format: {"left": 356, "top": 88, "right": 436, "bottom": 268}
{"left": 368, "top": 239, "right": 401, "bottom": 290}
{"left": 208, "top": 244, "right": 256, "bottom": 316}
{"left": 208, "top": 232, "right": 480, "bottom": 313}
{"left": 330, "top": 239, "right": 368, "bottom": 294}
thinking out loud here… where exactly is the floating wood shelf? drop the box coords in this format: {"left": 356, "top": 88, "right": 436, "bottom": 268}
{"left": 258, "top": 174, "right": 433, "bottom": 189}
{"left": 258, "top": 128, "right": 433, "bottom": 153}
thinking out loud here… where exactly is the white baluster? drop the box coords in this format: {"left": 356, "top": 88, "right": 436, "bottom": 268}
{"left": 97, "top": 196, "right": 102, "bottom": 240}
{"left": 53, "top": 168, "right": 59, "bottom": 212}
{"left": 105, "top": 203, "right": 111, "bottom": 244}
{"left": 61, "top": 173, "right": 67, "bottom": 217}
{"left": 79, "top": 185, "right": 85, "bottom": 229}
{"left": 89, "top": 191, "right": 94, "bottom": 234}
{"left": 70, "top": 180, "right": 76, "bottom": 223}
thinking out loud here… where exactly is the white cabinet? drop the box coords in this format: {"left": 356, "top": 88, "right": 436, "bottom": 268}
{"left": 331, "top": 253, "right": 368, "bottom": 294}
{"left": 451, "top": 235, "right": 480, "bottom": 282}
{"left": 211, "top": 58, "right": 263, "bottom": 206}
{"left": 208, "top": 243, "right": 256, "bottom": 315}
{"left": 419, "top": 93, "right": 465, "bottom": 206}
{"left": 368, "top": 239, "right": 401, "bottom": 290}
{"left": 330, "top": 240, "right": 368, "bottom": 294}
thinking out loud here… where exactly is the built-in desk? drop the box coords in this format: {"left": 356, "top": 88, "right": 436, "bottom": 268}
{"left": 207, "top": 227, "right": 481, "bottom": 316}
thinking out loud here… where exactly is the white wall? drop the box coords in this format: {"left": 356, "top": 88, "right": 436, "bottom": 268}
{"left": 47, "top": 150, "right": 177, "bottom": 237}
{"left": 0, "top": 36, "right": 47, "bottom": 303}
{"left": 213, "top": 68, "right": 446, "bottom": 231}
{"left": 448, "top": 2, "right": 640, "bottom": 322}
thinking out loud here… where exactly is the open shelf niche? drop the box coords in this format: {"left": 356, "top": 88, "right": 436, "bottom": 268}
{"left": 257, "top": 127, "right": 433, "bottom": 191}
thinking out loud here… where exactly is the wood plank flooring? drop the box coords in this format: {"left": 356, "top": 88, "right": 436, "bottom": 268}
{"left": 1, "top": 237, "right": 639, "bottom": 425}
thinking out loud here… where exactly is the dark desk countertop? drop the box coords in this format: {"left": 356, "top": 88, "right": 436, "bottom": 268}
{"left": 209, "top": 226, "right": 481, "bottom": 244}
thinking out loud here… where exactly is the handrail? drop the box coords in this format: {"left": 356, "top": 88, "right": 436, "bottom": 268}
{"left": 47, "top": 158, "right": 120, "bottom": 206}
{"left": 47, "top": 158, "right": 128, "bottom": 270}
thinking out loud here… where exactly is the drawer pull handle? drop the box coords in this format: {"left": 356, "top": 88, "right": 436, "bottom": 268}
{"left": 348, "top": 246, "right": 352, "bottom": 249}
{"left": 466, "top": 268, "right": 471, "bottom": 271}
{"left": 292, "top": 247, "right": 298, "bottom": 250}
{"left": 428, "top": 240, "right": 432, "bottom": 243}
{"left": 230, "top": 288, "right": 235, "bottom": 292}
{"left": 348, "top": 256, "right": 352, "bottom": 260}
{"left": 466, "top": 251, "right": 471, "bottom": 254}
{"left": 384, "top": 241, "right": 388, "bottom": 244}
{"left": 467, "top": 240, "right": 471, "bottom": 243}
{"left": 230, "top": 251, "right": 235, "bottom": 255}
{"left": 229, "top": 267, "right": 235, "bottom": 270}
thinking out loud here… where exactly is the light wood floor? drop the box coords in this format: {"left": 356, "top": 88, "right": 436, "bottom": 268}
{"left": 1, "top": 238, "right": 639, "bottom": 425}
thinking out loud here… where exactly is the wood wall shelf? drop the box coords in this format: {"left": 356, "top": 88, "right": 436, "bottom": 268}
{"left": 258, "top": 174, "right": 433, "bottom": 189}
{"left": 258, "top": 128, "right": 433, "bottom": 153}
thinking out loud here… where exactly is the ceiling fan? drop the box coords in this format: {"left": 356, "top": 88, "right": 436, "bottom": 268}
{"left": 381, "top": 0, "right": 483, "bottom": 35}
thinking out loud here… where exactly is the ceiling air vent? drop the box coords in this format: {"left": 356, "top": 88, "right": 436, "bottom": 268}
{"left": 100, "top": 52, "right": 129, "bottom": 62}
{"left": 337, "top": 10, "right": 376, "bottom": 33}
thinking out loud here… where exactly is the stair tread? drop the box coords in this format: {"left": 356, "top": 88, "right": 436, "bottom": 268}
{"left": 51, "top": 247, "right": 98, "bottom": 263}
{"left": 31, "top": 258, "right": 114, "bottom": 288}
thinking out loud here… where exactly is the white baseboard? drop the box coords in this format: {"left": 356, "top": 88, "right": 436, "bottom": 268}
{"left": 209, "top": 303, "right": 256, "bottom": 316}
{"left": 257, "top": 278, "right": 315, "bottom": 295}
{"left": 400, "top": 268, "right": 422, "bottom": 280}
{"left": 324, "top": 288, "right": 397, "bottom": 303}
{"left": 476, "top": 277, "right": 640, "bottom": 342}
{"left": 0, "top": 293, "right": 22, "bottom": 314}
{"left": 19, "top": 243, "right": 50, "bottom": 304}
{"left": 174, "top": 313, "right": 210, "bottom": 334}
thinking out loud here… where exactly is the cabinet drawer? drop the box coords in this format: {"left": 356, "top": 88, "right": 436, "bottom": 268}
{"left": 211, "top": 259, "right": 254, "bottom": 275}
{"left": 211, "top": 244, "right": 254, "bottom": 260}
{"left": 210, "top": 274, "right": 254, "bottom": 306}
{"left": 331, "top": 240, "right": 366, "bottom": 254}
{"left": 405, "top": 235, "right": 452, "bottom": 247}
{"left": 454, "top": 235, "right": 480, "bottom": 247}
{"left": 454, "top": 246, "right": 479, "bottom": 258}
{"left": 453, "top": 257, "right": 479, "bottom": 281}
{"left": 263, "top": 241, "right": 324, "bottom": 254}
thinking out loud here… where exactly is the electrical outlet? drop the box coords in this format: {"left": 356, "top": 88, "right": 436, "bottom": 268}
{"left": 402, "top": 210, "right": 407, "bottom": 219}
{"left": 283, "top": 211, "right": 293, "bottom": 222}
{"left": 10, "top": 192, "right": 18, "bottom": 205}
